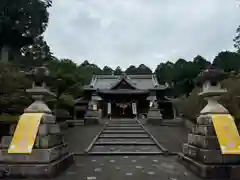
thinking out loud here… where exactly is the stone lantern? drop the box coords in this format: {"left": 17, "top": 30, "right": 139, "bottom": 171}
{"left": 0, "top": 66, "right": 73, "bottom": 177}
{"left": 196, "top": 68, "right": 228, "bottom": 114}
{"left": 84, "top": 92, "right": 102, "bottom": 124}
{"left": 24, "top": 66, "right": 56, "bottom": 113}
{"left": 146, "top": 92, "right": 162, "bottom": 125}
{"left": 179, "top": 68, "right": 240, "bottom": 179}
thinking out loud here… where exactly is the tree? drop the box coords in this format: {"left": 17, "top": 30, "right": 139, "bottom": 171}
{"left": 125, "top": 65, "right": 137, "bottom": 75}
{"left": 125, "top": 64, "right": 152, "bottom": 75}
{"left": 102, "top": 66, "right": 113, "bottom": 75}
{"left": 234, "top": 25, "right": 240, "bottom": 53}
{"left": 47, "top": 59, "right": 83, "bottom": 98}
{"left": 193, "top": 55, "right": 210, "bottom": 70}
{"left": 155, "top": 61, "right": 175, "bottom": 83}
{"left": 0, "top": 62, "right": 31, "bottom": 114}
{"left": 212, "top": 51, "right": 240, "bottom": 72}
{"left": 19, "top": 36, "right": 53, "bottom": 68}
{"left": 114, "top": 66, "right": 122, "bottom": 75}
{"left": 137, "top": 64, "right": 152, "bottom": 74}
{"left": 79, "top": 60, "right": 102, "bottom": 83}
{"left": 0, "top": 0, "right": 52, "bottom": 62}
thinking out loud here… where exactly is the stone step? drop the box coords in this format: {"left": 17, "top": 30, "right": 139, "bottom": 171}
{"left": 100, "top": 134, "right": 149, "bottom": 138}
{"left": 87, "top": 151, "right": 163, "bottom": 155}
{"left": 90, "top": 145, "right": 161, "bottom": 153}
{"left": 103, "top": 130, "right": 146, "bottom": 134}
{"left": 94, "top": 141, "right": 155, "bottom": 145}
{"left": 109, "top": 121, "right": 138, "bottom": 124}
{"left": 107, "top": 124, "right": 139, "bottom": 127}
{"left": 107, "top": 124, "right": 140, "bottom": 127}
{"left": 104, "top": 127, "right": 143, "bottom": 130}
{"left": 96, "top": 138, "right": 153, "bottom": 143}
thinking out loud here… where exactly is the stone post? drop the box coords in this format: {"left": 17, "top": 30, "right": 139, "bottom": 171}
{"left": 179, "top": 68, "right": 240, "bottom": 179}
{"left": 0, "top": 66, "right": 73, "bottom": 178}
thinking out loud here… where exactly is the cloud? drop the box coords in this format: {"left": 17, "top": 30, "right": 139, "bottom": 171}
{"left": 44, "top": 0, "right": 240, "bottom": 70}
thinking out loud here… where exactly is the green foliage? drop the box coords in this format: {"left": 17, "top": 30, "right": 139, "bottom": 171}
{"left": 114, "top": 66, "right": 123, "bottom": 75}
{"left": 155, "top": 55, "right": 210, "bottom": 96}
{"left": 0, "top": 115, "right": 19, "bottom": 121}
{"left": 0, "top": 0, "right": 51, "bottom": 40}
{"left": 213, "top": 51, "right": 240, "bottom": 72}
{"left": 0, "top": 0, "right": 52, "bottom": 63}
{"left": 125, "top": 64, "right": 152, "bottom": 75}
{"left": 102, "top": 66, "right": 113, "bottom": 75}
{"left": 20, "top": 36, "right": 53, "bottom": 68}
{"left": 0, "top": 62, "right": 31, "bottom": 114}
{"left": 177, "top": 75, "right": 240, "bottom": 121}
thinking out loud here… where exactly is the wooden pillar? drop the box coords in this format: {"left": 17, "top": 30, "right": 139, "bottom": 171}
{"left": 132, "top": 102, "right": 137, "bottom": 118}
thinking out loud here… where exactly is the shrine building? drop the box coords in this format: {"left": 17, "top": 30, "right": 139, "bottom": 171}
{"left": 74, "top": 74, "right": 175, "bottom": 120}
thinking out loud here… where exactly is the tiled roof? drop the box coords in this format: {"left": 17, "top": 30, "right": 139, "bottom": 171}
{"left": 87, "top": 74, "right": 167, "bottom": 90}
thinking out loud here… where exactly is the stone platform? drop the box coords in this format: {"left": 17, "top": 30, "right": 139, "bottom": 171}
{"left": 178, "top": 153, "right": 240, "bottom": 179}
{"left": 0, "top": 153, "right": 73, "bottom": 178}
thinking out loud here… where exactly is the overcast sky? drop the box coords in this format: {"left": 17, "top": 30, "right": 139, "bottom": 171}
{"left": 44, "top": 0, "right": 240, "bottom": 70}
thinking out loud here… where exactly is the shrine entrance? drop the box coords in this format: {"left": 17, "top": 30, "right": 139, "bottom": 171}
{"left": 111, "top": 102, "right": 134, "bottom": 118}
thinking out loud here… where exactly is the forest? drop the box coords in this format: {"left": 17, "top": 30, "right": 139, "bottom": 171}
{"left": 1, "top": 0, "right": 240, "bottom": 121}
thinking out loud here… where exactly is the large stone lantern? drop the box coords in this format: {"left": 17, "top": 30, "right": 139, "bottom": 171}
{"left": 196, "top": 68, "right": 227, "bottom": 114}
{"left": 0, "top": 66, "right": 73, "bottom": 177}
{"left": 179, "top": 68, "right": 240, "bottom": 179}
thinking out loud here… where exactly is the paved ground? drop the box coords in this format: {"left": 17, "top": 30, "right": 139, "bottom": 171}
{"left": 55, "top": 155, "right": 200, "bottom": 180}
{"left": 145, "top": 125, "right": 188, "bottom": 153}
{"left": 63, "top": 125, "right": 104, "bottom": 153}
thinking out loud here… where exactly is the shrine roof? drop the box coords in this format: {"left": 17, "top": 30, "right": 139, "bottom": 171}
{"left": 85, "top": 74, "right": 168, "bottom": 90}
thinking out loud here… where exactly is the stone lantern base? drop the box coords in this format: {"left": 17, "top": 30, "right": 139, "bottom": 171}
{"left": 178, "top": 114, "right": 240, "bottom": 179}
{"left": 147, "top": 107, "right": 162, "bottom": 125}
{"left": 84, "top": 109, "right": 101, "bottom": 125}
{"left": 0, "top": 113, "right": 74, "bottom": 178}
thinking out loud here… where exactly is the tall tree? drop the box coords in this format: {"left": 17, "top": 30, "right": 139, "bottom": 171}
{"left": 213, "top": 51, "right": 240, "bottom": 72}
{"left": 0, "top": 0, "right": 52, "bottom": 62}
{"left": 234, "top": 25, "right": 240, "bottom": 53}
{"left": 193, "top": 55, "right": 211, "bottom": 70}
{"left": 102, "top": 66, "right": 113, "bottom": 75}
{"left": 137, "top": 64, "right": 152, "bottom": 74}
{"left": 114, "top": 66, "right": 123, "bottom": 75}
{"left": 125, "top": 65, "right": 137, "bottom": 75}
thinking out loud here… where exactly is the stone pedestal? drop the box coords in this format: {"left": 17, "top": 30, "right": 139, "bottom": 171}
{"left": 147, "top": 107, "right": 162, "bottom": 125}
{"left": 179, "top": 114, "right": 240, "bottom": 179}
{"left": 0, "top": 113, "right": 73, "bottom": 178}
{"left": 84, "top": 110, "right": 100, "bottom": 125}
